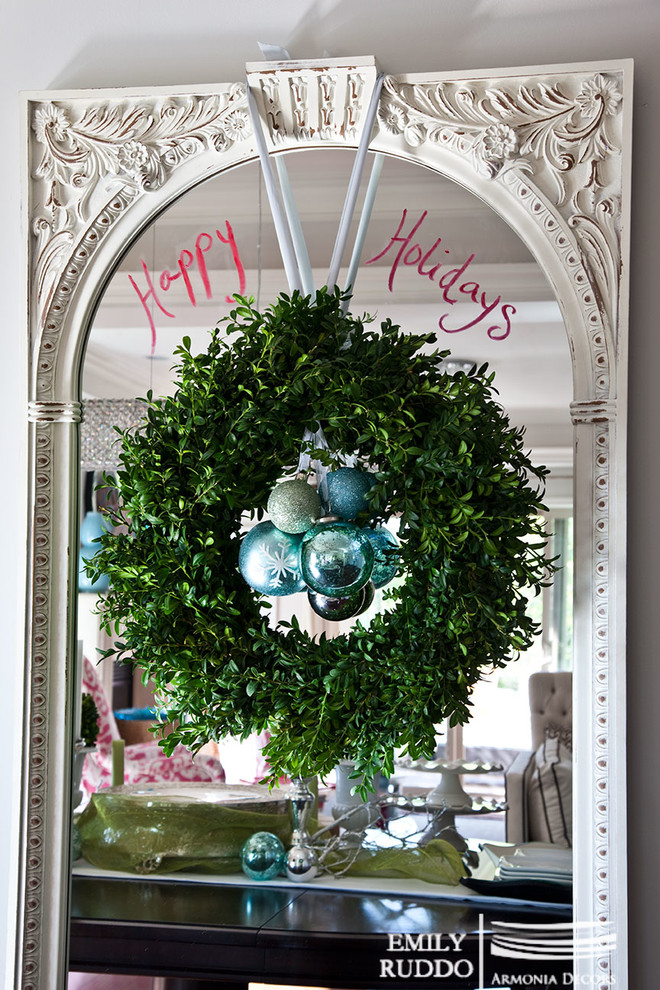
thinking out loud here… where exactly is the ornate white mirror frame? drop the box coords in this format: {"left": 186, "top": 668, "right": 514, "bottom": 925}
{"left": 20, "top": 57, "right": 632, "bottom": 990}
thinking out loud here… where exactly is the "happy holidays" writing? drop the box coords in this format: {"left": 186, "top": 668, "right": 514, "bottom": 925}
{"left": 366, "top": 209, "right": 516, "bottom": 340}
{"left": 128, "top": 221, "right": 246, "bottom": 351}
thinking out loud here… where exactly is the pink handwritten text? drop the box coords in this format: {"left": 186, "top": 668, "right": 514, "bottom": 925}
{"left": 365, "top": 209, "right": 516, "bottom": 340}
{"left": 128, "top": 221, "right": 246, "bottom": 352}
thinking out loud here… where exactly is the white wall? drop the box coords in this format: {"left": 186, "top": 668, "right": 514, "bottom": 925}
{"left": 2, "top": 0, "right": 659, "bottom": 985}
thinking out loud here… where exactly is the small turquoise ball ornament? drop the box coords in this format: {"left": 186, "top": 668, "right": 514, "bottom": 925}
{"left": 240, "top": 831, "right": 286, "bottom": 881}
{"left": 362, "top": 526, "right": 401, "bottom": 589}
{"left": 267, "top": 479, "right": 322, "bottom": 534}
{"left": 325, "top": 467, "right": 376, "bottom": 520}
{"left": 239, "top": 521, "right": 306, "bottom": 596}
{"left": 301, "top": 519, "right": 374, "bottom": 597}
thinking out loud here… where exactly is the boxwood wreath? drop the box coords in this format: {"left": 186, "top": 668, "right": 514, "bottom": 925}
{"left": 91, "top": 287, "right": 554, "bottom": 793}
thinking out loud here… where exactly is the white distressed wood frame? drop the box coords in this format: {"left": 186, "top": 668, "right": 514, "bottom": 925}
{"left": 19, "top": 57, "right": 632, "bottom": 990}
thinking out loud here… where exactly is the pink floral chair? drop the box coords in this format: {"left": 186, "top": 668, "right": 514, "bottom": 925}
{"left": 80, "top": 657, "right": 226, "bottom": 801}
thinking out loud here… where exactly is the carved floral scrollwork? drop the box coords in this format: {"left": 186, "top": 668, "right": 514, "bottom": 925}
{"left": 378, "top": 73, "right": 622, "bottom": 208}
{"left": 32, "top": 87, "right": 250, "bottom": 210}
{"left": 378, "top": 71, "right": 624, "bottom": 356}
{"left": 30, "top": 87, "right": 251, "bottom": 349}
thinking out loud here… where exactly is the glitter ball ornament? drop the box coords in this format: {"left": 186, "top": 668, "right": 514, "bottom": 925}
{"left": 301, "top": 519, "right": 374, "bottom": 597}
{"left": 362, "top": 526, "right": 401, "bottom": 589}
{"left": 239, "top": 521, "right": 306, "bottom": 596}
{"left": 240, "top": 831, "right": 286, "bottom": 881}
{"left": 325, "top": 467, "right": 376, "bottom": 520}
{"left": 267, "top": 479, "right": 322, "bottom": 534}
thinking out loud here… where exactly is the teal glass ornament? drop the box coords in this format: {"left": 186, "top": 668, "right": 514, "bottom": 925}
{"left": 362, "top": 525, "right": 401, "bottom": 589}
{"left": 267, "top": 479, "right": 321, "bottom": 534}
{"left": 308, "top": 579, "right": 376, "bottom": 622}
{"left": 301, "top": 519, "right": 374, "bottom": 597}
{"left": 240, "top": 831, "right": 286, "bottom": 881}
{"left": 308, "top": 587, "right": 364, "bottom": 621}
{"left": 325, "top": 467, "right": 376, "bottom": 520}
{"left": 239, "top": 521, "right": 306, "bottom": 596}
{"left": 355, "top": 579, "right": 376, "bottom": 616}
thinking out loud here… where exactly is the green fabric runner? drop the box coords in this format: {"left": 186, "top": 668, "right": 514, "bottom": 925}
{"left": 325, "top": 839, "right": 466, "bottom": 885}
{"left": 78, "top": 789, "right": 465, "bottom": 885}
{"left": 78, "top": 790, "right": 293, "bottom": 874}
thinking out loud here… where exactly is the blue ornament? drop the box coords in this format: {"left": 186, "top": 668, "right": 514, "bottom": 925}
{"left": 362, "top": 526, "right": 401, "bottom": 589}
{"left": 239, "top": 521, "right": 306, "bottom": 596}
{"left": 325, "top": 467, "right": 376, "bottom": 520}
{"left": 240, "top": 831, "right": 286, "bottom": 881}
{"left": 267, "top": 479, "right": 321, "bottom": 534}
{"left": 301, "top": 519, "right": 374, "bottom": 597}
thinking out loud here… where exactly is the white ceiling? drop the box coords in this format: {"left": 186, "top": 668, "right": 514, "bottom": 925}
{"left": 85, "top": 148, "right": 573, "bottom": 486}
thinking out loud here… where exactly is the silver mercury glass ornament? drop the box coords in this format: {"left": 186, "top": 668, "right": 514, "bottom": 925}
{"left": 285, "top": 777, "right": 319, "bottom": 882}
{"left": 301, "top": 515, "right": 374, "bottom": 598}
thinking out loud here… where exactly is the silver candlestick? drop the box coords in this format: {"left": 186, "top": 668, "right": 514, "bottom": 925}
{"left": 286, "top": 776, "right": 319, "bottom": 882}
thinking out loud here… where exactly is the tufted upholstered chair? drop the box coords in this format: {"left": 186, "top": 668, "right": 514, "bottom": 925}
{"left": 504, "top": 670, "right": 572, "bottom": 843}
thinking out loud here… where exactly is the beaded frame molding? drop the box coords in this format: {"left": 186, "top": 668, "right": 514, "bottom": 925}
{"left": 21, "top": 58, "right": 632, "bottom": 990}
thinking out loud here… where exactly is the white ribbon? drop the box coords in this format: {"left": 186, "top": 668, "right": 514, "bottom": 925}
{"left": 296, "top": 426, "right": 332, "bottom": 504}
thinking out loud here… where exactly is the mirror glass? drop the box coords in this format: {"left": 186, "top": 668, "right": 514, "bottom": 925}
{"left": 77, "top": 148, "right": 573, "bottom": 841}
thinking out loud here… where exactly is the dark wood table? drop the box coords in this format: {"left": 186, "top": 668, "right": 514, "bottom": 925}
{"left": 70, "top": 874, "right": 573, "bottom": 988}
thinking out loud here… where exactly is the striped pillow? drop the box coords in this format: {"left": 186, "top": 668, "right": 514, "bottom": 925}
{"left": 526, "top": 732, "right": 572, "bottom": 847}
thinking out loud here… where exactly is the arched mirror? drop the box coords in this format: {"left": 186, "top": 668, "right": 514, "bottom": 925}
{"left": 80, "top": 148, "right": 574, "bottom": 771}
{"left": 22, "top": 58, "right": 631, "bottom": 990}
